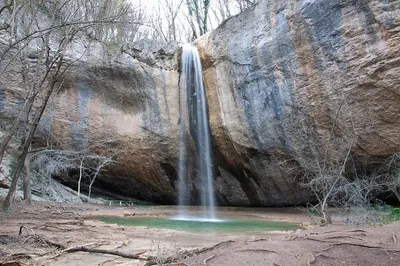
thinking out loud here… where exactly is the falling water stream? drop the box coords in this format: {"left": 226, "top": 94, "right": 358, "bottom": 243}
{"left": 95, "top": 46, "right": 303, "bottom": 232}
{"left": 96, "top": 45, "right": 302, "bottom": 230}
{"left": 174, "top": 43, "right": 218, "bottom": 222}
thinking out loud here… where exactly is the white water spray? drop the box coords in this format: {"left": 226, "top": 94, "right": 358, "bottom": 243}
{"left": 176, "top": 44, "right": 217, "bottom": 222}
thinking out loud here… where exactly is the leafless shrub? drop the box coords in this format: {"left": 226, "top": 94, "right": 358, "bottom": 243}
{"left": 31, "top": 136, "right": 117, "bottom": 200}
{"left": 287, "top": 97, "right": 390, "bottom": 224}
{"left": 340, "top": 206, "right": 384, "bottom": 226}
{"left": 1, "top": 0, "right": 143, "bottom": 210}
{"left": 31, "top": 149, "right": 75, "bottom": 177}
{"left": 380, "top": 153, "right": 400, "bottom": 201}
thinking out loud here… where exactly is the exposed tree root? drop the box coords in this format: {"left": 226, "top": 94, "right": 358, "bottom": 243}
{"left": 347, "top": 229, "right": 368, "bottom": 233}
{"left": 61, "top": 242, "right": 102, "bottom": 253}
{"left": 385, "top": 251, "right": 393, "bottom": 260}
{"left": 308, "top": 252, "right": 335, "bottom": 265}
{"left": 6, "top": 254, "right": 32, "bottom": 259}
{"left": 0, "top": 261, "right": 28, "bottom": 266}
{"left": 322, "top": 235, "right": 364, "bottom": 241}
{"left": 202, "top": 251, "right": 224, "bottom": 265}
{"left": 248, "top": 238, "right": 270, "bottom": 243}
{"left": 0, "top": 253, "right": 32, "bottom": 266}
{"left": 99, "top": 259, "right": 116, "bottom": 266}
{"left": 64, "top": 246, "right": 148, "bottom": 260}
{"left": 144, "top": 240, "right": 236, "bottom": 266}
{"left": 304, "top": 236, "right": 379, "bottom": 247}
{"left": 316, "top": 229, "right": 367, "bottom": 234}
{"left": 203, "top": 254, "right": 215, "bottom": 264}
{"left": 33, "top": 224, "right": 75, "bottom": 232}
{"left": 306, "top": 253, "right": 315, "bottom": 266}
{"left": 197, "top": 240, "right": 235, "bottom": 253}
{"left": 17, "top": 226, "right": 148, "bottom": 261}
{"left": 305, "top": 238, "right": 400, "bottom": 266}
{"left": 237, "top": 249, "right": 279, "bottom": 254}
{"left": 330, "top": 242, "right": 400, "bottom": 252}
{"left": 15, "top": 225, "right": 238, "bottom": 266}
{"left": 145, "top": 240, "right": 281, "bottom": 265}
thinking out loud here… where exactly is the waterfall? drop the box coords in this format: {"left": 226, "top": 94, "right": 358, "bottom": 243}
{"left": 176, "top": 43, "right": 217, "bottom": 221}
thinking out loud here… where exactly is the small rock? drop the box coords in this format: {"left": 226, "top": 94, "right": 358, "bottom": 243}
{"left": 122, "top": 240, "right": 131, "bottom": 246}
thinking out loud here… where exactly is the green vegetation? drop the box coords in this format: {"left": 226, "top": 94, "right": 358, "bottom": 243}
{"left": 371, "top": 204, "right": 400, "bottom": 224}
{"left": 391, "top": 207, "right": 400, "bottom": 219}
{"left": 382, "top": 207, "right": 400, "bottom": 223}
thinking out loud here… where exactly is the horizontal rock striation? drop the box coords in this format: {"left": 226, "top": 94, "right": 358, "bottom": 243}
{"left": 196, "top": 0, "right": 400, "bottom": 205}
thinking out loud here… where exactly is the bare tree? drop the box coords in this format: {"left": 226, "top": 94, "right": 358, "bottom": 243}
{"left": 376, "top": 153, "right": 400, "bottom": 202}
{"left": 23, "top": 144, "right": 32, "bottom": 204}
{"left": 88, "top": 153, "right": 115, "bottom": 198}
{"left": 141, "top": 0, "right": 258, "bottom": 42}
{"left": 31, "top": 137, "right": 117, "bottom": 201}
{"left": 0, "top": 0, "right": 143, "bottom": 210}
{"left": 289, "top": 98, "right": 362, "bottom": 224}
{"left": 3, "top": 54, "right": 65, "bottom": 210}
{"left": 144, "top": 0, "right": 185, "bottom": 42}
{"left": 234, "top": 0, "right": 258, "bottom": 12}
{"left": 184, "top": 0, "right": 210, "bottom": 39}
{"left": 160, "top": 0, "right": 185, "bottom": 42}
{"left": 290, "top": 95, "right": 400, "bottom": 224}
{"left": 210, "top": 0, "right": 257, "bottom": 26}
{"left": 73, "top": 135, "right": 117, "bottom": 199}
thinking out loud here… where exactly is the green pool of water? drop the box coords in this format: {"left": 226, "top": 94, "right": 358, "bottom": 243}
{"left": 97, "top": 216, "right": 299, "bottom": 233}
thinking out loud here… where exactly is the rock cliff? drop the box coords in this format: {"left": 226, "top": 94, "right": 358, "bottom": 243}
{"left": 51, "top": 42, "right": 182, "bottom": 203}
{"left": 1, "top": 0, "right": 399, "bottom": 206}
{"left": 196, "top": 0, "right": 400, "bottom": 205}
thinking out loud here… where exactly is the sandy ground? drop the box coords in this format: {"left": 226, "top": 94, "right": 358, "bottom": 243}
{"left": 0, "top": 202, "right": 399, "bottom": 266}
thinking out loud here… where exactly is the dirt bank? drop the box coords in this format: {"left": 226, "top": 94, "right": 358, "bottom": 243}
{"left": 0, "top": 203, "right": 399, "bottom": 266}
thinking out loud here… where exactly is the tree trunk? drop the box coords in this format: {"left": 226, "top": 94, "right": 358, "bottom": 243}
{"left": 0, "top": 95, "right": 35, "bottom": 163}
{"left": 88, "top": 172, "right": 98, "bottom": 198}
{"left": 88, "top": 181, "right": 92, "bottom": 198}
{"left": 203, "top": 0, "right": 210, "bottom": 33}
{"left": 3, "top": 77, "right": 58, "bottom": 211}
{"left": 3, "top": 152, "right": 24, "bottom": 210}
{"left": 77, "top": 158, "right": 83, "bottom": 199}
{"left": 320, "top": 203, "right": 331, "bottom": 225}
{"left": 23, "top": 145, "right": 32, "bottom": 204}
{"left": 393, "top": 188, "right": 400, "bottom": 203}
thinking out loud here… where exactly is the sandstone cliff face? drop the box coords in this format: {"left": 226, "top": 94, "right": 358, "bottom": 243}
{"left": 1, "top": 0, "right": 399, "bottom": 206}
{"left": 196, "top": 0, "right": 400, "bottom": 205}
{"left": 52, "top": 43, "right": 182, "bottom": 203}
{"left": 0, "top": 39, "right": 183, "bottom": 204}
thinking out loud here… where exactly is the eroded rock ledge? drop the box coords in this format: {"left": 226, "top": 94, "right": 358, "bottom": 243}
{"left": 1, "top": 0, "right": 399, "bottom": 206}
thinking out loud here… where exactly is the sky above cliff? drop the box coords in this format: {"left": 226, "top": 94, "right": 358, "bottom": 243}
{"left": 129, "top": 0, "right": 252, "bottom": 42}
